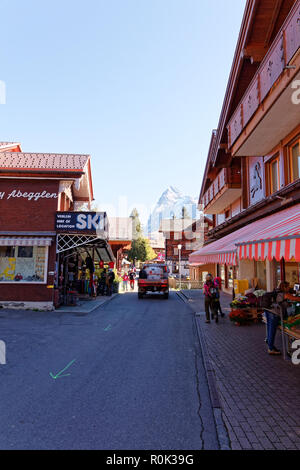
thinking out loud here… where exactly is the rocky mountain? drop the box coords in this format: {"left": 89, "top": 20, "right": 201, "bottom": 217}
{"left": 147, "top": 186, "right": 200, "bottom": 235}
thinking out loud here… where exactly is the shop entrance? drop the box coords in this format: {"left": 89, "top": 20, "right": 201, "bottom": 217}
{"left": 56, "top": 233, "right": 115, "bottom": 306}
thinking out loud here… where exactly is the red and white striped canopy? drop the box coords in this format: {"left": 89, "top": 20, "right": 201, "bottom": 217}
{"left": 237, "top": 205, "right": 300, "bottom": 262}
{"left": 0, "top": 237, "right": 52, "bottom": 246}
{"left": 189, "top": 204, "right": 300, "bottom": 266}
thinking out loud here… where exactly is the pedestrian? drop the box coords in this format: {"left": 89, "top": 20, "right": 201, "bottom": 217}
{"left": 106, "top": 269, "right": 115, "bottom": 296}
{"left": 129, "top": 271, "right": 135, "bottom": 290}
{"left": 122, "top": 273, "right": 129, "bottom": 291}
{"left": 263, "top": 281, "right": 291, "bottom": 356}
{"left": 97, "top": 269, "right": 107, "bottom": 296}
{"left": 203, "top": 274, "right": 219, "bottom": 324}
{"left": 214, "top": 276, "right": 225, "bottom": 318}
{"left": 139, "top": 266, "right": 148, "bottom": 280}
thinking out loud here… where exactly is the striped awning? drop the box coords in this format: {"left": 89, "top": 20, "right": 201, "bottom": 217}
{"left": 237, "top": 206, "right": 300, "bottom": 262}
{"left": 0, "top": 237, "right": 53, "bottom": 246}
{"left": 189, "top": 204, "right": 300, "bottom": 266}
{"left": 189, "top": 240, "right": 238, "bottom": 266}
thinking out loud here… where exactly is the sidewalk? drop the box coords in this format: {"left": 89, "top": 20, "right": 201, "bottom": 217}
{"left": 56, "top": 293, "right": 118, "bottom": 314}
{"left": 181, "top": 290, "right": 300, "bottom": 450}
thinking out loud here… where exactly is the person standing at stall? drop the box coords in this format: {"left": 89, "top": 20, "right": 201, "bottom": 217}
{"left": 106, "top": 269, "right": 115, "bottom": 297}
{"left": 264, "top": 282, "right": 290, "bottom": 356}
{"left": 98, "top": 269, "right": 107, "bottom": 296}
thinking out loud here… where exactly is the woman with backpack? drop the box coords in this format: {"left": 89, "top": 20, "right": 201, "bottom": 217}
{"left": 263, "top": 282, "right": 290, "bottom": 356}
{"left": 214, "top": 276, "right": 225, "bottom": 318}
{"left": 204, "top": 274, "right": 220, "bottom": 324}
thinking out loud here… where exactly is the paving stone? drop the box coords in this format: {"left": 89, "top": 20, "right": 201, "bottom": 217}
{"left": 192, "top": 291, "right": 300, "bottom": 451}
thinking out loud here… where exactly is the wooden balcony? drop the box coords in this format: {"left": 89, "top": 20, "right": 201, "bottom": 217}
{"left": 227, "top": 1, "right": 300, "bottom": 150}
{"left": 202, "top": 168, "right": 242, "bottom": 214}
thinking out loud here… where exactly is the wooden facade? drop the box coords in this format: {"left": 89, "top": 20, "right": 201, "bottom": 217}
{"left": 194, "top": 0, "right": 300, "bottom": 292}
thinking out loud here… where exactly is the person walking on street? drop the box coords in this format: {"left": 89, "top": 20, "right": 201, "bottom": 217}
{"left": 122, "top": 273, "right": 129, "bottom": 291}
{"left": 204, "top": 274, "right": 219, "bottom": 324}
{"left": 129, "top": 271, "right": 135, "bottom": 290}
{"left": 214, "top": 276, "right": 225, "bottom": 318}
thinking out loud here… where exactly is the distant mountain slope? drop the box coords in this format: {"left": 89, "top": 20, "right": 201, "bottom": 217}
{"left": 147, "top": 186, "right": 200, "bottom": 235}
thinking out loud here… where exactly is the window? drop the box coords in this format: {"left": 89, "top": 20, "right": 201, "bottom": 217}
{"left": 0, "top": 246, "right": 48, "bottom": 283}
{"left": 0, "top": 246, "right": 15, "bottom": 258}
{"left": 289, "top": 140, "right": 300, "bottom": 183}
{"left": 17, "top": 246, "right": 33, "bottom": 258}
{"left": 269, "top": 156, "right": 280, "bottom": 194}
{"left": 285, "top": 262, "right": 300, "bottom": 286}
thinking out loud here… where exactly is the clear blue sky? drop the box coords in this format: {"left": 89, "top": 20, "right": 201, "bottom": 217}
{"left": 0, "top": 0, "right": 246, "bottom": 223}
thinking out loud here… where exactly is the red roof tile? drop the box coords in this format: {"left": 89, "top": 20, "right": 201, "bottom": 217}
{"left": 0, "top": 152, "right": 90, "bottom": 172}
{"left": 0, "top": 142, "right": 21, "bottom": 150}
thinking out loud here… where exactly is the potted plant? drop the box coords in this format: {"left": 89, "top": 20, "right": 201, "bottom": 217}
{"left": 229, "top": 309, "right": 251, "bottom": 326}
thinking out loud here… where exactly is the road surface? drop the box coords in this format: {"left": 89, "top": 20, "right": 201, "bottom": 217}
{"left": 0, "top": 292, "right": 219, "bottom": 450}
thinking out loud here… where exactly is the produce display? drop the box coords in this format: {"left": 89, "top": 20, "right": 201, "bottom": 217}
{"left": 230, "top": 296, "right": 250, "bottom": 309}
{"left": 284, "top": 314, "right": 300, "bottom": 330}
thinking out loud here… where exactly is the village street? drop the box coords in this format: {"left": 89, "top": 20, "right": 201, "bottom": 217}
{"left": 0, "top": 293, "right": 219, "bottom": 450}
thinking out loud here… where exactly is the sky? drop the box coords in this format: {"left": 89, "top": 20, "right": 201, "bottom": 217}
{"left": 0, "top": 0, "right": 247, "bottom": 224}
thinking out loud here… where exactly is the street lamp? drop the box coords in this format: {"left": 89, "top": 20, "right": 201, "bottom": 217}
{"left": 178, "top": 244, "right": 182, "bottom": 290}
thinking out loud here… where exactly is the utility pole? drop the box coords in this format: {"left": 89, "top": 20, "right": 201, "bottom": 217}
{"left": 178, "top": 244, "right": 182, "bottom": 291}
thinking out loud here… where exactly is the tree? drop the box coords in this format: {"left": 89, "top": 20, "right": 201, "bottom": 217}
{"left": 128, "top": 237, "right": 156, "bottom": 262}
{"left": 130, "top": 208, "right": 142, "bottom": 240}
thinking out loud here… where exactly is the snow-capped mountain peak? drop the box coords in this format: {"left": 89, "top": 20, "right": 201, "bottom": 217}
{"left": 147, "top": 187, "right": 200, "bottom": 235}
{"left": 157, "top": 186, "right": 183, "bottom": 206}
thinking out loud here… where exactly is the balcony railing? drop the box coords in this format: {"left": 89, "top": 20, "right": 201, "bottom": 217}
{"left": 227, "top": 1, "right": 300, "bottom": 148}
{"left": 202, "top": 167, "right": 241, "bottom": 209}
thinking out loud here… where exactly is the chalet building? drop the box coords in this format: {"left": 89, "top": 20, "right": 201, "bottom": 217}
{"left": 160, "top": 218, "right": 210, "bottom": 277}
{"left": 108, "top": 217, "right": 133, "bottom": 272}
{"left": 190, "top": 0, "right": 300, "bottom": 293}
{"left": 149, "top": 236, "right": 166, "bottom": 260}
{"left": 0, "top": 143, "right": 114, "bottom": 310}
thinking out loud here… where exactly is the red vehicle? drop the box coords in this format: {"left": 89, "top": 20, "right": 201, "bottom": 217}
{"left": 138, "top": 263, "right": 169, "bottom": 300}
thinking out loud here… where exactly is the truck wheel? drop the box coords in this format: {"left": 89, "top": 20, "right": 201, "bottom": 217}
{"left": 164, "top": 292, "right": 169, "bottom": 299}
{"left": 138, "top": 293, "right": 143, "bottom": 299}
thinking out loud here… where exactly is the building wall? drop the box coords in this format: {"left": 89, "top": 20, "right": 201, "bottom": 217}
{"left": 0, "top": 242, "right": 56, "bottom": 306}
{"left": 189, "top": 264, "right": 216, "bottom": 282}
{"left": 238, "top": 259, "right": 255, "bottom": 286}
{"left": 0, "top": 179, "right": 60, "bottom": 307}
{"left": 0, "top": 179, "right": 59, "bottom": 231}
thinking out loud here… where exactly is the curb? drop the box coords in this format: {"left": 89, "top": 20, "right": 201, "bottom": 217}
{"left": 195, "top": 316, "right": 231, "bottom": 450}
{"left": 177, "top": 290, "right": 231, "bottom": 450}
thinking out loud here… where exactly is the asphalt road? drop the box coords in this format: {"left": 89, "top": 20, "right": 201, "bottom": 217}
{"left": 0, "top": 292, "right": 219, "bottom": 450}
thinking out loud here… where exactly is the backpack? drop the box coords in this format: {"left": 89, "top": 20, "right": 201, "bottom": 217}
{"left": 209, "top": 286, "right": 219, "bottom": 300}
{"left": 261, "top": 291, "right": 276, "bottom": 309}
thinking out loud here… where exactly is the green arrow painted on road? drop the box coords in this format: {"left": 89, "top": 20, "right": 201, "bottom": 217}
{"left": 50, "top": 359, "right": 76, "bottom": 380}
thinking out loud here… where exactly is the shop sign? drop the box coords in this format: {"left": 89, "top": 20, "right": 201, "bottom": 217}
{"left": 250, "top": 162, "right": 262, "bottom": 199}
{"left": 0, "top": 189, "right": 58, "bottom": 201}
{"left": 56, "top": 212, "right": 108, "bottom": 233}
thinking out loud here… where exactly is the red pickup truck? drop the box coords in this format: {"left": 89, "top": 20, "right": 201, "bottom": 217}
{"left": 138, "top": 263, "right": 169, "bottom": 299}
